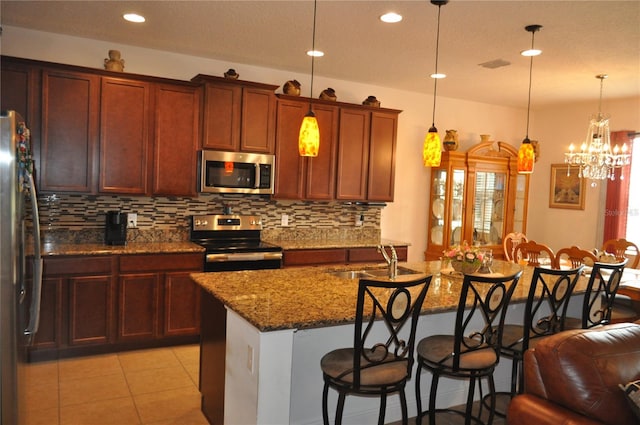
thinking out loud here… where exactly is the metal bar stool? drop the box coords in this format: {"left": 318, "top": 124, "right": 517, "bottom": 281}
{"left": 414, "top": 270, "right": 522, "bottom": 425}
{"left": 320, "top": 275, "right": 432, "bottom": 425}
{"left": 496, "top": 265, "right": 584, "bottom": 415}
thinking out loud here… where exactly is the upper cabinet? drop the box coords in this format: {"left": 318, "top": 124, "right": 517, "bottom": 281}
{"left": 273, "top": 97, "right": 339, "bottom": 200}
{"left": 191, "top": 74, "right": 278, "bottom": 154}
{"left": 1, "top": 56, "right": 201, "bottom": 197}
{"left": 425, "top": 141, "right": 529, "bottom": 260}
{"left": 274, "top": 95, "right": 401, "bottom": 202}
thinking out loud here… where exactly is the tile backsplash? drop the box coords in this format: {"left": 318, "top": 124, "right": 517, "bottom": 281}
{"left": 38, "top": 193, "right": 382, "bottom": 244}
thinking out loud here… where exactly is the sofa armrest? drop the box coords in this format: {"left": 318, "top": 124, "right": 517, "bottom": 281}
{"left": 508, "top": 394, "right": 603, "bottom": 425}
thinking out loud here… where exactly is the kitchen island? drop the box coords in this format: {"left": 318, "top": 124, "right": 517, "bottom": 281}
{"left": 191, "top": 261, "right": 588, "bottom": 424}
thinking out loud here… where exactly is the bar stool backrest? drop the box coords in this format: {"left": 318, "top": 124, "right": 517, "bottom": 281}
{"left": 450, "top": 271, "right": 522, "bottom": 371}
{"left": 572, "top": 259, "right": 628, "bottom": 329}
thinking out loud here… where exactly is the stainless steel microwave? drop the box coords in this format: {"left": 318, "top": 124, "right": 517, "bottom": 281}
{"left": 199, "top": 150, "right": 275, "bottom": 194}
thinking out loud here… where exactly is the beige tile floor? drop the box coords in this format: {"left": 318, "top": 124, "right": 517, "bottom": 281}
{"left": 22, "top": 344, "right": 209, "bottom": 425}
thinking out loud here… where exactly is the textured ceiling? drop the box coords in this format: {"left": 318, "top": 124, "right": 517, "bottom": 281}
{"left": 2, "top": 0, "right": 639, "bottom": 108}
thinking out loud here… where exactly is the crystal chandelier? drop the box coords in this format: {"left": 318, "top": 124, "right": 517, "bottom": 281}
{"left": 564, "top": 74, "right": 630, "bottom": 185}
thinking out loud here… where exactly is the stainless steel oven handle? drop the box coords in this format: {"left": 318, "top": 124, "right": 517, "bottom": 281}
{"left": 206, "top": 252, "right": 283, "bottom": 262}
{"left": 254, "top": 163, "right": 260, "bottom": 189}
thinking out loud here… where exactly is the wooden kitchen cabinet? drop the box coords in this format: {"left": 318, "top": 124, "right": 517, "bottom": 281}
{"left": 29, "top": 256, "right": 116, "bottom": 360}
{"left": 274, "top": 96, "right": 339, "bottom": 200}
{"left": 152, "top": 83, "right": 201, "bottom": 196}
{"left": 99, "top": 77, "right": 151, "bottom": 194}
{"left": 336, "top": 107, "right": 400, "bottom": 202}
{"left": 192, "top": 74, "right": 278, "bottom": 153}
{"left": 0, "top": 58, "right": 39, "bottom": 128}
{"left": 40, "top": 68, "right": 100, "bottom": 193}
{"left": 424, "top": 141, "right": 529, "bottom": 260}
{"left": 118, "top": 253, "right": 202, "bottom": 342}
{"left": 283, "top": 246, "right": 408, "bottom": 267}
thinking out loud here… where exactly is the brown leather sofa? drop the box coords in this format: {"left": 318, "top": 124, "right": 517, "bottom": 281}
{"left": 507, "top": 322, "right": 640, "bottom": 425}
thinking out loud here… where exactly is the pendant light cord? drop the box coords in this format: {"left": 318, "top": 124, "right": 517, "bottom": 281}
{"left": 524, "top": 31, "right": 536, "bottom": 140}
{"left": 431, "top": 3, "right": 443, "bottom": 127}
{"left": 308, "top": 0, "right": 317, "bottom": 113}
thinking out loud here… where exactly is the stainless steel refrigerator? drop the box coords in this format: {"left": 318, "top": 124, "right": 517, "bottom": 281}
{"left": 1, "top": 110, "right": 42, "bottom": 424}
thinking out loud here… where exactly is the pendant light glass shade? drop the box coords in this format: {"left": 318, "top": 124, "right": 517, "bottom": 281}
{"left": 516, "top": 24, "right": 542, "bottom": 174}
{"left": 517, "top": 138, "right": 535, "bottom": 174}
{"left": 423, "top": 127, "right": 442, "bottom": 167}
{"left": 423, "top": 0, "right": 448, "bottom": 167}
{"left": 299, "top": 111, "right": 320, "bottom": 156}
{"left": 298, "top": 0, "right": 320, "bottom": 157}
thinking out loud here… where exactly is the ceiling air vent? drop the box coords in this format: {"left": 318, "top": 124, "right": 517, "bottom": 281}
{"left": 479, "top": 59, "right": 511, "bottom": 69}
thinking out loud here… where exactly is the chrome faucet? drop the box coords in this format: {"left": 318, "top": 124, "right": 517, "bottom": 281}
{"left": 378, "top": 245, "right": 398, "bottom": 279}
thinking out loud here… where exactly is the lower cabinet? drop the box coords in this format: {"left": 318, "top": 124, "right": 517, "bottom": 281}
{"left": 283, "top": 246, "right": 408, "bottom": 267}
{"left": 30, "top": 252, "right": 202, "bottom": 361}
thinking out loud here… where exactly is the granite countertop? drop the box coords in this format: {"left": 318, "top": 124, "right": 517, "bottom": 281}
{"left": 39, "top": 241, "right": 204, "bottom": 256}
{"left": 265, "top": 238, "right": 409, "bottom": 250}
{"left": 190, "top": 260, "right": 589, "bottom": 332}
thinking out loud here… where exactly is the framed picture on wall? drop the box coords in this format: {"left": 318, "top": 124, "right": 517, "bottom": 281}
{"left": 549, "top": 163, "right": 586, "bottom": 210}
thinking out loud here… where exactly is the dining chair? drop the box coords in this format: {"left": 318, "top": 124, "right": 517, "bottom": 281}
{"left": 502, "top": 232, "right": 528, "bottom": 263}
{"left": 497, "top": 265, "right": 584, "bottom": 414}
{"left": 564, "top": 259, "right": 628, "bottom": 329}
{"left": 602, "top": 238, "right": 639, "bottom": 269}
{"left": 513, "top": 240, "right": 555, "bottom": 267}
{"left": 320, "top": 275, "right": 432, "bottom": 425}
{"left": 414, "top": 270, "right": 522, "bottom": 425}
{"left": 554, "top": 245, "right": 598, "bottom": 269}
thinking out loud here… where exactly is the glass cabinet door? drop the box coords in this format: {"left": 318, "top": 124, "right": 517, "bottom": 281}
{"left": 449, "top": 169, "right": 465, "bottom": 245}
{"left": 430, "top": 170, "right": 446, "bottom": 246}
{"left": 513, "top": 174, "right": 527, "bottom": 233}
{"left": 472, "top": 171, "right": 506, "bottom": 246}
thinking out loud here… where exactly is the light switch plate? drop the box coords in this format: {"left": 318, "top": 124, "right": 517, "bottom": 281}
{"left": 281, "top": 214, "right": 289, "bottom": 227}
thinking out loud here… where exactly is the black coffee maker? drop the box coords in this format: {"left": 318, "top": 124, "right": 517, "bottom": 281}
{"left": 105, "top": 211, "right": 127, "bottom": 245}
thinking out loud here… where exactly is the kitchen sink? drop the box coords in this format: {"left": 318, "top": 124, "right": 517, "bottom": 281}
{"left": 327, "top": 266, "right": 421, "bottom": 279}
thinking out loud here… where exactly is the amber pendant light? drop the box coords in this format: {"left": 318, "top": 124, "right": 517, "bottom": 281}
{"left": 517, "top": 24, "right": 542, "bottom": 174}
{"left": 299, "top": 0, "right": 320, "bottom": 157}
{"left": 423, "top": 0, "right": 448, "bottom": 167}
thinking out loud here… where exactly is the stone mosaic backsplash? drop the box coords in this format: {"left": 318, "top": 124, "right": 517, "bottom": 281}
{"left": 37, "top": 193, "right": 382, "bottom": 244}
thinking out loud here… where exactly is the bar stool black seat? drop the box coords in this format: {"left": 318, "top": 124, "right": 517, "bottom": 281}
{"left": 564, "top": 259, "right": 628, "bottom": 329}
{"left": 496, "top": 265, "right": 584, "bottom": 415}
{"left": 414, "top": 270, "right": 522, "bottom": 425}
{"left": 320, "top": 274, "right": 432, "bottom": 425}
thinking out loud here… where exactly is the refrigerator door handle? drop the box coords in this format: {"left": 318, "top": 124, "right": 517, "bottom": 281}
{"left": 24, "top": 171, "right": 43, "bottom": 338}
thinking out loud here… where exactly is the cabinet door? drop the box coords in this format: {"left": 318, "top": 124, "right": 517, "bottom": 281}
{"left": 118, "top": 273, "right": 161, "bottom": 341}
{"left": 164, "top": 272, "right": 200, "bottom": 336}
{"left": 336, "top": 108, "right": 370, "bottom": 200}
{"left": 68, "top": 275, "right": 114, "bottom": 346}
{"left": 99, "top": 77, "right": 150, "bottom": 194}
{"left": 32, "top": 277, "right": 62, "bottom": 349}
{"left": 305, "top": 104, "right": 339, "bottom": 200}
{"left": 273, "top": 99, "right": 306, "bottom": 198}
{"left": 152, "top": 83, "right": 201, "bottom": 196}
{"left": 0, "top": 60, "right": 38, "bottom": 124}
{"left": 201, "top": 83, "right": 241, "bottom": 150}
{"left": 367, "top": 111, "right": 398, "bottom": 201}
{"left": 240, "top": 87, "right": 276, "bottom": 153}
{"left": 40, "top": 69, "right": 100, "bottom": 193}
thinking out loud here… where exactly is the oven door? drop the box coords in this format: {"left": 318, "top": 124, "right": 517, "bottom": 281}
{"left": 199, "top": 150, "right": 274, "bottom": 194}
{"left": 204, "top": 251, "right": 283, "bottom": 272}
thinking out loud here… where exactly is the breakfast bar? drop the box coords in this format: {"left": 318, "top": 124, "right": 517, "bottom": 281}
{"left": 191, "top": 260, "right": 591, "bottom": 425}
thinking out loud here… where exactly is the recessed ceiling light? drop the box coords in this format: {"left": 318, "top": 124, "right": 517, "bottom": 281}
{"left": 123, "top": 13, "right": 145, "bottom": 23}
{"left": 380, "top": 12, "right": 402, "bottom": 23}
{"left": 307, "top": 50, "right": 324, "bottom": 57}
{"left": 521, "top": 49, "right": 542, "bottom": 57}
{"left": 430, "top": 73, "right": 446, "bottom": 79}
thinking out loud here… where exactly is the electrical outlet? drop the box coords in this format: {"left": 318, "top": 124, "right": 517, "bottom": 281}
{"left": 127, "top": 213, "right": 137, "bottom": 228}
{"left": 247, "top": 344, "right": 254, "bottom": 373}
{"left": 355, "top": 214, "right": 363, "bottom": 227}
{"left": 281, "top": 214, "right": 289, "bottom": 227}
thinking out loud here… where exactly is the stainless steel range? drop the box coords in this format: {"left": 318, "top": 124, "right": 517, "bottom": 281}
{"left": 190, "top": 215, "right": 283, "bottom": 272}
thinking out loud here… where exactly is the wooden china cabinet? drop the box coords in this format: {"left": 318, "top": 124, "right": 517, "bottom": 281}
{"left": 425, "top": 141, "right": 529, "bottom": 260}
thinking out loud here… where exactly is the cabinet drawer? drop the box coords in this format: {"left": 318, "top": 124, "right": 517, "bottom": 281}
{"left": 283, "top": 249, "right": 347, "bottom": 267}
{"left": 348, "top": 247, "right": 408, "bottom": 263}
{"left": 44, "top": 256, "right": 113, "bottom": 275}
{"left": 119, "top": 253, "right": 203, "bottom": 273}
